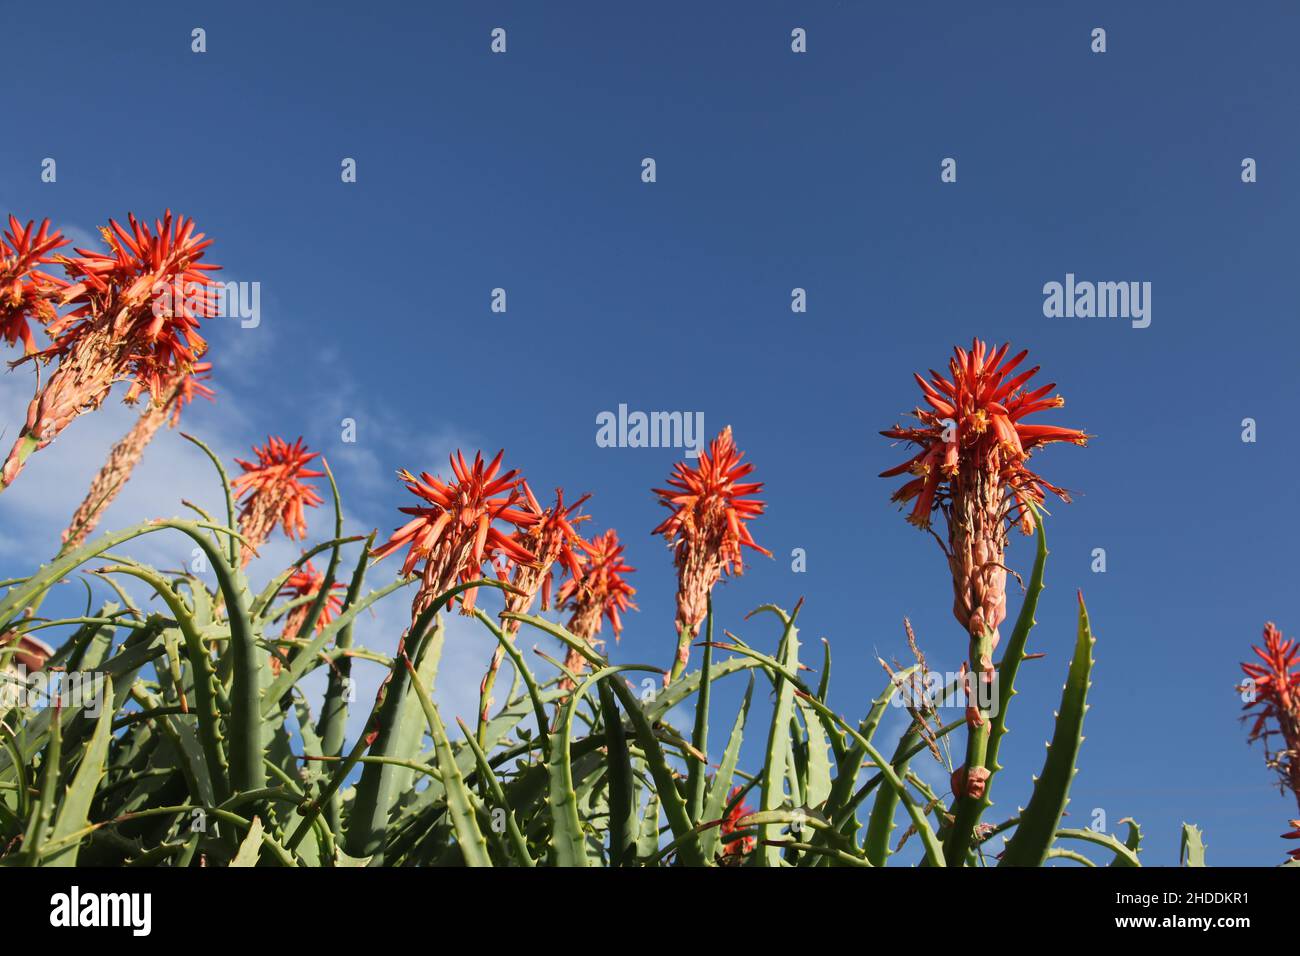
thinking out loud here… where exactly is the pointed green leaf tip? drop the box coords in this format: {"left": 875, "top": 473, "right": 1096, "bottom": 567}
{"left": 1180, "top": 823, "right": 1207, "bottom": 867}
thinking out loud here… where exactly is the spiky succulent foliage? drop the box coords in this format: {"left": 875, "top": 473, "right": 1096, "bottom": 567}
{"left": 0, "top": 435, "right": 1194, "bottom": 867}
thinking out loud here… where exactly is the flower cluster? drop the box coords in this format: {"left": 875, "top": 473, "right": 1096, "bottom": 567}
{"left": 231, "top": 436, "right": 325, "bottom": 566}
{"left": 556, "top": 528, "right": 637, "bottom": 687}
{"left": 1239, "top": 622, "right": 1300, "bottom": 818}
{"left": 881, "top": 340, "right": 1087, "bottom": 650}
{"left": 45, "top": 212, "right": 219, "bottom": 400}
{"left": 653, "top": 426, "right": 769, "bottom": 676}
{"left": 277, "top": 560, "right": 346, "bottom": 638}
{"left": 372, "top": 451, "right": 537, "bottom": 624}
{"left": 2, "top": 211, "right": 219, "bottom": 488}
{"left": 498, "top": 483, "right": 590, "bottom": 626}
{"left": 1, "top": 216, "right": 68, "bottom": 354}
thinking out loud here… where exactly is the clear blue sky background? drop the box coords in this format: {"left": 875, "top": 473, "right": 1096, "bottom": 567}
{"left": 3, "top": 1, "right": 1297, "bottom": 865}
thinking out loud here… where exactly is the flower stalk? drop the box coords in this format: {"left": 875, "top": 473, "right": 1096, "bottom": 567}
{"left": 882, "top": 340, "right": 1087, "bottom": 863}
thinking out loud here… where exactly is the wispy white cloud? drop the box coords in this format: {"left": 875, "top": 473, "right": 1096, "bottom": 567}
{"left": 0, "top": 364, "right": 520, "bottom": 749}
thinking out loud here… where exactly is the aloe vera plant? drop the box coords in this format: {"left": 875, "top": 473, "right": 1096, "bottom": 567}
{"left": 0, "top": 325, "right": 1200, "bottom": 866}
{"left": 0, "top": 445, "right": 1176, "bottom": 866}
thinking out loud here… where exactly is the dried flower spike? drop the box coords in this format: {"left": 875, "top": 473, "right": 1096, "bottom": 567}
{"left": 61, "top": 363, "right": 214, "bottom": 552}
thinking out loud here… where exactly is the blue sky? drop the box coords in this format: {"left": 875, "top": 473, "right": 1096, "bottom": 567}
{"left": 3, "top": 1, "right": 1298, "bottom": 865}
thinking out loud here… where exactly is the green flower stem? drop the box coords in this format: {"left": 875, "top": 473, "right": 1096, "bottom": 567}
{"left": 943, "top": 625, "right": 993, "bottom": 866}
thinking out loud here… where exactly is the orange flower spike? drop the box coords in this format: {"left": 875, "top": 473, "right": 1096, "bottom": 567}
{"left": 476, "top": 485, "right": 591, "bottom": 734}
{"left": 554, "top": 528, "right": 637, "bottom": 691}
{"left": 1, "top": 211, "right": 219, "bottom": 490}
{"left": 1238, "top": 623, "right": 1300, "bottom": 819}
{"left": 231, "top": 436, "right": 324, "bottom": 566}
{"left": 881, "top": 339, "right": 1089, "bottom": 649}
{"left": 557, "top": 529, "right": 637, "bottom": 641}
{"left": 0, "top": 216, "right": 68, "bottom": 354}
{"left": 653, "top": 426, "right": 770, "bottom": 679}
{"left": 506, "top": 482, "right": 590, "bottom": 614}
{"left": 1241, "top": 622, "right": 1300, "bottom": 722}
{"left": 50, "top": 210, "right": 219, "bottom": 360}
{"left": 372, "top": 450, "right": 539, "bottom": 623}
{"left": 276, "top": 559, "right": 346, "bottom": 639}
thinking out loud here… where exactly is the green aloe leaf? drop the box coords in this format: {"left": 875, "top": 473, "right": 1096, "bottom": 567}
{"left": 699, "top": 675, "right": 754, "bottom": 861}
{"left": 636, "top": 788, "right": 662, "bottom": 863}
{"left": 1107, "top": 817, "right": 1143, "bottom": 867}
{"left": 46, "top": 676, "right": 116, "bottom": 866}
{"left": 708, "top": 638, "right": 946, "bottom": 866}
{"left": 1180, "top": 823, "right": 1207, "bottom": 867}
{"left": 795, "top": 695, "right": 832, "bottom": 812}
{"left": 261, "top": 576, "right": 414, "bottom": 713}
{"left": 231, "top": 816, "right": 266, "bottom": 867}
{"left": 402, "top": 652, "right": 491, "bottom": 867}
{"left": 454, "top": 718, "right": 535, "bottom": 867}
{"left": 826, "top": 663, "right": 918, "bottom": 853}
{"left": 345, "top": 610, "right": 441, "bottom": 861}
{"left": 608, "top": 675, "right": 706, "bottom": 866}
{"left": 757, "top": 605, "right": 801, "bottom": 866}
{"left": 21, "top": 699, "right": 62, "bottom": 865}
{"left": 999, "top": 592, "right": 1095, "bottom": 867}
{"left": 599, "top": 679, "right": 637, "bottom": 867}
{"left": 552, "top": 665, "right": 656, "bottom": 866}
{"left": 1054, "top": 827, "right": 1140, "bottom": 867}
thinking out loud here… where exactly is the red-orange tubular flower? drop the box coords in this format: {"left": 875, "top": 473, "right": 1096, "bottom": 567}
{"left": 277, "top": 560, "right": 346, "bottom": 640}
{"left": 555, "top": 528, "right": 637, "bottom": 688}
{"left": 231, "top": 436, "right": 324, "bottom": 566}
{"left": 719, "top": 785, "right": 757, "bottom": 863}
{"left": 1239, "top": 622, "right": 1300, "bottom": 813}
{"left": 653, "top": 425, "right": 770, "bottom": 678}
{"left": 372, "top": 451, "right": 538, "bottom": 624}
{"left": 1, "top": 216, "right": 68, "bottom": 354}
{"left": 881, "top": 340, "right": 1088, "bottom": 652}
{"left": 165, "top": 360, "right": 215, "bottom": 426}
{"left": 1283, "top": 821, "right": 1300, "bottom": 862}
{"left": 1, "top": 211, "right": 219, "bottom": 489}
